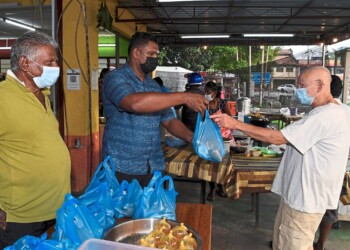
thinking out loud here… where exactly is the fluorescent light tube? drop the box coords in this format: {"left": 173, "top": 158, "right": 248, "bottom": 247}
{"left": 181, "top": 35, "right": 230, "bottom": 39}
{"left": 0, "top": 47, "right": 11, "bottom": 50}
{"left": 243, "top": 33, "right": 294, "bottom": 37}
{"left": 5, "top": 19, "right": 36, "bottom": 31}
{"left": 158, "top": 0, "right": 205, "bottom": 2}
{"left": 98, "top": 44, "right": 115, "bottom": 47}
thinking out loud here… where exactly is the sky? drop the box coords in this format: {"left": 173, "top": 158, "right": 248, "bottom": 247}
{"left": 279, "top": 38, "right": 350, "bottom": 55}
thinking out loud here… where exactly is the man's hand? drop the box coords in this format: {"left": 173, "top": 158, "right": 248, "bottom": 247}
{"left": 184, "top": 93, "right": 209, "bottom": 113}
{"left": 210, "top": 113, "right": 237, "bottom": 130}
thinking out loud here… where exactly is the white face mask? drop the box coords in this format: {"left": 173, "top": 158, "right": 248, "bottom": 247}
{"left": 28, "top": 59, "right": 60, "bottom": 88}
{"left": 205, "top": 94, "right": 214, "bottom": 101}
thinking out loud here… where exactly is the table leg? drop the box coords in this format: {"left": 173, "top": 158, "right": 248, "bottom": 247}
{"left": 255, "top": 193, "right": 260, "bottom": 228}
{"left": 251, "top": 193, "right": 255, "bottom": 212}
{"left": 200, "top": 180, "right": 207, "bottom": 204}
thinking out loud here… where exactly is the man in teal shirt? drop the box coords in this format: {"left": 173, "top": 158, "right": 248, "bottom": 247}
{"left": 102, "top": 32, "right": 208, "bottom": 186}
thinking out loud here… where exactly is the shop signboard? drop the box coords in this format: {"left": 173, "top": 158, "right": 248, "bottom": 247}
{"left": 251, "top": 72, "right": 271, "bottom": 85}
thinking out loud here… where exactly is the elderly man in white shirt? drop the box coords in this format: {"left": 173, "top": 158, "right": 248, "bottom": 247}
{"left": 210, "top": 66, "right": 350, "bottom": 250}
{"left": 313, "top": 74, "right": 350, "bottom": 250}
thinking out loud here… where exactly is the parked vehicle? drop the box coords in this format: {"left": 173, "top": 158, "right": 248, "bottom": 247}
{"left": 277, "top": 84, "right": 296, "bottom": 93}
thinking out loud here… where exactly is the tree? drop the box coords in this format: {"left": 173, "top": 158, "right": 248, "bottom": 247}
{"left": 158, "top": 46, "right": 213, "bottom": 71}
{"left": 159, "top": 45, "right": 279, "bottom": 75}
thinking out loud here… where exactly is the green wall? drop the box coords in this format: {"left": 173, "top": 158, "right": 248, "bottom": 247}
{"left": 98, "top": 35, "right": 128, "bottom": 58}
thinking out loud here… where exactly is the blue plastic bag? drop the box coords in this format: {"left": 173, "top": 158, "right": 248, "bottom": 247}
{"left": 5, "top": 233, "right": 64, "bottom": 250}
{"left": 114, "top": 179, "right": 143, "bottom": 219}
{"left": 84, "top": 156, "right": 120, "bottom": 199}
{"left": 192, "top": 110, "right": 225, "bottom": 162}
{"left": 133, "top": 171, "right": 178, "bottom": 220}
{"left": 52, "top": 194, "right": 103, "bottom": 248}
{"left": 78, "top": 182, "right": 115, "bottom": 230}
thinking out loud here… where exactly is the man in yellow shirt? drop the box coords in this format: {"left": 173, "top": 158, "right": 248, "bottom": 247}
{"left": 0, "top": 31, "right": 71, "bottom": 248}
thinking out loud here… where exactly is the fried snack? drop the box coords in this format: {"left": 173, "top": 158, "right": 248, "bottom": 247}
{"left": 139, "top": 218, "right": 197, "bottom": 249}
{"left": 182, "top": 233, "right": 198, "bottom": 249}
{"left": 154, "top": 217, "right": 172, "bottom": 234}
{"left": 172, "top": 223, "right": 188, "bottom": 239}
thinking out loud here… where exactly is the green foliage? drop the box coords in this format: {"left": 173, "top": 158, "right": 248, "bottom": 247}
{"left": 158, "top": 45, "right": 280, "bottom": 75}
{"left": 97, "top": 0, "right": 113, "bottom": 30}
{"left": 158, "top": 46, "right": 213, "bottom": 71}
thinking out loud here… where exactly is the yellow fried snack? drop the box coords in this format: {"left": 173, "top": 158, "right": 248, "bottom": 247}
{"left": 139, "top": 218, "right": 197, "bottom": 249}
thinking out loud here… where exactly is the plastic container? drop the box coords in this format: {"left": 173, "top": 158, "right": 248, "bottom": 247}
{"left": 236, "top": 97, "right": 251, "bottom": 115}
{"left": 79, "top": 238, "right": 157, "bottom": 250}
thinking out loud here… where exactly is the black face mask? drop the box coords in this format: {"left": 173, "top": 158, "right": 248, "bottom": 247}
{"left": 140, "top": 57, "right": 158, "bottom": 74}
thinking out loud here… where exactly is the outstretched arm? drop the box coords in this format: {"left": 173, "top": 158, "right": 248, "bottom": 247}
{"left": 120, "top": 92, "right": 208, "bottom": 114}
{"left": 210, "top": 113, "right": 288, "bottom": 145}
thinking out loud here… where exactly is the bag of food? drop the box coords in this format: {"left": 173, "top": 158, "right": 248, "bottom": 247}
{"left": 192, "top": 110, "right": 225, "bottom": 162}
{"left": 133, "top": 171, "right": 178, "bottom": 220}
{"left": 114, "top": 179, "right": 143, "bottom": 219}
{"left": 84, "top": 156, "right": 120, "bottom": 198}
{"left": 52, "top": 194, "right": 103, "bottom": 247}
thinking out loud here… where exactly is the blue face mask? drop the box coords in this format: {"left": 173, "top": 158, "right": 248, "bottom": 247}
{"left": 28, "top": 59, "right": 60, "bottom": 88}
{"left": 295, "top": 88, "right": 314, "bottom": 105}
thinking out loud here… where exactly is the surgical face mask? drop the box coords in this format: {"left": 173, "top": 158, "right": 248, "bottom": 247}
{"left": 295, "top": 88, "right": 314, "bottom": 105}
{"left": 140, "top": 57, "right": 158, "bottom": 74}
{"left": 28, "top": 59, "right": 60, "bottom": 88}
{"left": 205, "top": 94, "right": 213, "bottom": 101}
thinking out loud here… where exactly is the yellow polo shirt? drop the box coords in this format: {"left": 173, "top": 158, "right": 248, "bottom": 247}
{"left": 0, "top": 74, "right": 71, "bottom": 222}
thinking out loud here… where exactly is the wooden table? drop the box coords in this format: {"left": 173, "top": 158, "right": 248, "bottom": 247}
{"left": 176, "top": 203, "right": 212, "bottom": 250}
{"left": 225, "top": 153, "right": 281, "bottom": 228}
{"left": 163, "top": 144, "right": 233, "bottom": 203}
{"left": 282, "top": 114, "right": 303, "bottom": 125}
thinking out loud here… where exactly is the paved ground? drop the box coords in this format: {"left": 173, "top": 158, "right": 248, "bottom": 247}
{"left": 174, "top": 181, "right": 350, "bottom": 250}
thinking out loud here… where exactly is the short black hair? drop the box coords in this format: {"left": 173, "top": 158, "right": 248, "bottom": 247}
{"left": 330, "top": 75, "right": 343, "bottom": 98}
{"left": 128, "top": 32, "right": 157, "bottom": 57}
{"left": 153, "top": 77, "right": 163, "bottom": 86}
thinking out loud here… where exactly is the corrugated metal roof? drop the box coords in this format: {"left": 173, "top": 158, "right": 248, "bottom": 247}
{"left": 117, "top": 0, "right": 350, "bottom": 46}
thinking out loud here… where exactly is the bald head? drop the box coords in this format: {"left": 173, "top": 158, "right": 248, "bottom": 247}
{"left": 300, "top": 66, "right": 331, "bottom": 88}
{"left": 298, "top": 66, "right": 333, "bottom": 107}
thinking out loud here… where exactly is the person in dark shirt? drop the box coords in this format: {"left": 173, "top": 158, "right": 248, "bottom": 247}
{"left": 180, "top": 72, "right": 205, "bottom": 132}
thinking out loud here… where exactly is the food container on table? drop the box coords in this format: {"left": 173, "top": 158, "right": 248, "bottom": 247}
{"left": 230, "top": 145, "right": 247, "bottom": 154}
{"left": 250, "top": 116, "right": 270, "bottom": 127}
{"left": 250, "top": 148, "right": 262, "bottom": 157}
{"left": 236, "top": 97, "right": 251, "bottom": 115}
{"left": 79, "top": 238, "right": 156, "bottom": 250}
{"left": 104, "top": 218, "right": 202, "bottom": 250}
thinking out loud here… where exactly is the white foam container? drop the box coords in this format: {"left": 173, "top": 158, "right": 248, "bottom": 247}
{"left": 79, "top": 238, "right": 157, "bottom": 250}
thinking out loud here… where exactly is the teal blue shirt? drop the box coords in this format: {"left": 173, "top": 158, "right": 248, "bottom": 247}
{"left": 102, "top": 63, "right": 175, "bottom": 174}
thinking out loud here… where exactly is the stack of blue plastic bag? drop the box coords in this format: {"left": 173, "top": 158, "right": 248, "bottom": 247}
{"left": 5, "top": 156, "right": 177, "bottom": 250}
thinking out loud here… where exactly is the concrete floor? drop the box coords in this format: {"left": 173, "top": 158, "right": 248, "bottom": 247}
{"left": 174, "top": 181, "right": 350, "bottom": 250}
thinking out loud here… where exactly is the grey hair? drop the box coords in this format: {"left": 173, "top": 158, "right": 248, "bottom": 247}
{"left": 10, "top": 31, "right": 58, "bottom": 71}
